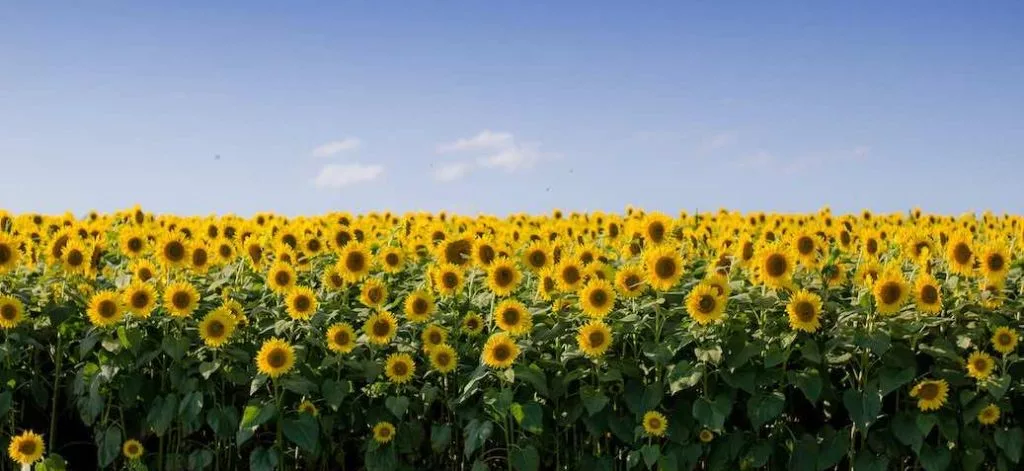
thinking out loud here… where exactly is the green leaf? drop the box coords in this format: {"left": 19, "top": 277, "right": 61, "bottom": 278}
{"left": 147, "top": 394, "right": 178, "bottom": 436}
{"left": 580, "top": 386, "right": 609, "bottom": 416}
{"left": 34, "top": 455, "right": 68, "bottom": 471}
{"left": 801, "top": 341, "right": 822, "bottom": 363}
{"left": 249, "top": 446, "right": 279, "bottom": 471}
{"left": 695, "top": 345, "right": 722, "bottom": 365}
{"left": 321, "top": 379, "right": 350, "bottom": 411}
{"left": 96, "top": 425, "right": 122, "bottom": 468}
{"left": 512, "top": 402, "right": 543, "bottom": 434}
{"left": 283, "top": 415, "right": 319, "bottom": 452}
{"left": 817, "top": 431, "right": 849, "bottom": 470}
{"left": 790, "top": 436, "right": 818, "bottom": 471}
{"left": 918, "top": 443, "right": 951, "bottom": 471}
{"left": 281, "top": 377, "right": 316, "bottom": 396}
{"left": 916, "top": 414, "right": 938, "bottom": 436}
{"left": 513, "top": 364, "right": 548, "bottom": 397}
{"left": 187, "top": 449, "right": 214, "bottom": 471}
{"left": 161, "top": 336, "right": 190, "bottom": 361}
{"left": 463, "top": 419, "right": 493, "bottom": 458}
{"left": 994, "top": 427, "right": 1023, "bottom": 463}
{"left": 747, "top": 391, "right": 785, "bottom": 428}
{"left": 842, "top": 388, "right": 881, "bottom": 431}
{"left": 764, "top": 346, "right": 789, "bottom": 368}
{"left": 879, "top": 366, "right": 915, "bottom": 396}
{"left": 987, "top": 375, "right": 1011, "bottom": 400}
{"left": 0, "top": 391, "right": 11, "bottom": 418}
{"left": 692, "top": 395, "right": 731, "bottom": 430}
{"left": 510, "top": 445, "right": 539, "bottom": 471}
{"left": 892, "top": 412, "right": 922, "bottom": 454}
{"left": 199, "top": 361, "right": 220, "bottom": 379}
{"left": 667, "top": 361, "right": 702, "bottom": 394}
{"left": 788, "top": 370, "right": 823, "bottom": 402}
{"left": 385, "top": 396, "right": 410, "bottom": 418}
{"left": 853, "top": 451, "right": 887, "bottom": 471}
{"left": 431, "top": 424, "right": 452, "bottom": 452}
{"left": 641, "top": 444, "right": 660, "bottom": 469}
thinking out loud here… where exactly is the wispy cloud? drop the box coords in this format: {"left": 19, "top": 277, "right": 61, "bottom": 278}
{"left": 313, "top": 163, "right": 383, "bottom": 188}
{"left": 435, "top": 130, "right": 551, "bottom": 177}
{"left": 437, "top": 130, "right": 513, "bottom": 153}
{"left": 700, "top": 131, "right": 737, "bottom": 152}
{"left": 311, "top": 138, "right": 362, "bottom": 157}
{"left": 432, "top": 162, "right": 472, "bottom": 182}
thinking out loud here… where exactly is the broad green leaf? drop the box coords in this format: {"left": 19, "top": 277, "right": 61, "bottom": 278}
{"left": 510, "top": 445, "right": 539, "bottom": 471}
{"left": 747, "top": 391, "right": 785, "bottom": 428}
{"left": 283, "top": 415, "right": 319, "bottom": 452}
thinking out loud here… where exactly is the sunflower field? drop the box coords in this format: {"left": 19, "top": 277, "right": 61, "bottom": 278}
{"left": 0, "top": 207, "right": 1022, "bottom": 471}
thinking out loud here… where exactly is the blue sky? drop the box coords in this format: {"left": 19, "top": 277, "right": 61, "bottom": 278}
{"left": 2, "top": 1, "right": 1022, "bottom": 216}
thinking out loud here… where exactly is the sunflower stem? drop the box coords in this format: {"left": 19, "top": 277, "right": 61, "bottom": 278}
{"left": 47, "top": 332, "right": 63, "bottom": 453}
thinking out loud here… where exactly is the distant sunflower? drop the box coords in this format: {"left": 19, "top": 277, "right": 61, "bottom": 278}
{"left": 578, "top": 279, "right": 615, "bottom": 318}
{"left": 536, "top": 269, "right": 557, "bottom": 301}
{"left": 118, "top": 228, "right": 148, "bottom": 258}
{"left": 644, "top": 246, "right": 684, "bottom": 291}
{"left": 255, "top": 338, "right": 295, "bottom": 378}
{"left": 378, "top": 246, "right": 405, "bottom": 274}
{"left": 979, "top": 242, "right": 1010, "bottom": 281}
{"left": 642, "top": 213, "right": 673, "bottom": 245}
{"left": 703, "top": 272, "right": 731, "bottom": 298}
{"left": 432, "top": 263, "right": 464, "bottom": 297}
{"left": 614, "top": 265, "right": 647, "bottom": 298}
{"left": 372, "top": 422, "right": 396, "bottom": 444}
{"left": 322, "top": 266, "right": 346, "bottom": 291}
{"left": 786, "top": 289, "right": 822, "bottom": 333}
{"left": 122, "top": 281, "right": 157, "bottom": 318}
{"left": 854, "top": 260, "right": 881, "bottom": 288}
{"left": 364, "top": 311, "right": 398, "bottom": 345}
{"left": 642, "top": 411, "right": 668, "bottom": 437}
{"left": 991, "top": 327, "right": 1018, "bottom": 355}
{"left": 326, "top": 322, "right": 357, "bottom": 354}
{"left": 87, "top": 290, "right": 124, "bottom": 327}
{"left": 554, "top": 257, "right": 585, "bottom": 292}
{"left": 522, "top": 240, "right": 550, "bottom": 272}
{"left": 429, "top": 344, "right": 458, "bottom": 374}
{"left": 420, "top": 324, "right": 448, "bottom": 352}
{"left": 221, "top": 298, "right": 247, "bottom": 325}
{"left": 910, "top": 379, "right": 948, "bottom": 412}
{"left": 494, "top": 299, "right": 532, "bottom": 336}
{"left": 944, "top": 233, "right": 974, "bottom": 275}
{"left": 199, "top": 308, "right": 236, "bottom": 348}
{"left": 482, "top": 333, "right": 519, "bottom": 369}
{"left": 966, "top": 351, "right": 995, "bottom": 380}
{"left": 439, "top": 236, "right": 473, "bottom": 267}
{"left": 461, "top": 313, "right": 485, "bottom": 336}
{"left": 403, "top": 290, "right": 436, "bottom": 323}
{"left": 913, "top": 275, "right": 942, "bottom": 314}
{"left": 978, "top": 404, "right": 1000, "bottom": 425}
{"left": 157, "top": 234, "right": 189, "bottom": 268}
{"left": 298, "top": 400, "right": 319, "bottom": 417}
{"left": 0, "top": 295, "right": 25, "bottom": 329}
{"left": 872, "top": 270, "right": 909, "bottom": 315}
{"left": 338, "top": 243, "right": 372, "bottom": 282}
{"left": 285, "top": 286, "right": 318, "bottom": 320}
{"left": 122, "top": 439, "right": 144, "bottom": 460}
{"left": 61, "top": 239, "right": 90, "bottom": 274}
{"left": 487, "top": 258, "right": 522, "bottom": 296}
{"left": 472, "top": 238, "right": 498, "bottom": 267}
{"left": 214, "top": 239, "right": 235, "bottom": 263}
{"left": 131, "top": 259, "right": 157, "bottom": 282}
{"left": 823, "top": 263, "right": 847, "bottom": 288}
{"left": 243, "top": 237, "right": 265, "bottom": 269}
{"left": 754, "top": 243, "right": 794, "bottom": 289}
{"left": 0, "top": 233, "right": 21, "bottom": 274}
{"left": 266, "top": 262, "right": 297, "bottom": 294}
{"left": 980, "top": 279, "right": 1005, "bottom": 309}
{"left": 359, "top": 279, "right": 388, "bottom": 308}
{"left": 577, "top": 321, "right": 613, "bottom": 358}
{"left": 7, "top": 430, "right": 44, "bottom": 465}
{"left": 384, "top": 353, "right": 415, "bottom": 384}
{"left": 699, "top": 429, "right": 714, "bottom": 443}
{"left": 790, "top": 230, "right": 822, "bottom": 268}
{"left": 163, "top": 281, "right": 199, "bottom": 318}
{"left": 684, "top": 284, "right": 725, "bottom": 325}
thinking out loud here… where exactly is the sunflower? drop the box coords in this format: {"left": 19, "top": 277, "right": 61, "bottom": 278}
{"left": 255, "top": 338, "right": 296, "bottom": 378}
{"left": 978, "top": 404, "right": 1000, "bottom": 425}
{"left": 420, "top": 324, "right": 448, "bottom": 352}
{"left": 131, "top": 259, "right": 158, "bottom": 282}
{"left": 214, "top": 239, "right": 236, "bottom": 263}
{"left": 641, "top": 213, "right": 673, "bottom": 245}
{"left": 61, "top": 239, "right": 90, "bottom": 274}
{"left": 578, "top": 279, "right": 616, "bottom": 318}
{"left": 642, "top": 411, "right": 668, "bottom": 437}
{"left": 285, "top": 286, "right": 318, "bottom": 320}
{"left": 991, "top": 327, "right": 1018, "bottom": 355}
{"left": 536, "top": 269, "right": 558, "bottom": 301}
{"left": 266, "top": 262, "right": 297, "bottom": 294}
{"left": 494, "top": 299, "right": 532, "bottom": 336}
{"left": 403, "top": 290, "right": 436, "bottom": 323}
{"left": 221, "top": 298, "right": 247, "bottom": 325}
{"left": 786, "top": 289, "right": 822, "bottom": 333}
{"left": 198, "top": 309, "right": 237, "bottom": 348}
{"left": 87, "top": 290, "right": 124, "bottom": 327}
{"left": 122, "top": 439, "right": 144, "bottom": 460}
{"left": 944, "top": 233, "right": 974, "bottom": 275}
{"left": 522, "top": 240, "right": 551, "bottom": 272}
{"left": 790, "top": 229, "right": 822, "bottom": 268}
{"left": 431, "top": 263, "right": 464, "bottom": 297}
{"left": 482, "top": 333, "right": 519, "bottom": 369}
{"left": 644, "top": 245, "right": 684, "bottom": 291}
{"left": 243, "top": 237, "right": 265, "bottom": 269}
{"left": 461, "top": 312, "right": 485, "bottom": 336}
{"left": 156, "top": 234, "right": 189, "bottom": 268}
{"left": 0, "top": 296, "right": 25, "bottom": 330}
{"left": 872, "top": 270, "right": 909, "bottom": 315}
{"left": 364, "top": 311, "right": 398, "bottom": 345}
{"left": 0, "top": 233, "right": 21, "bottom": 274}
{"left": 913, "top": 275, "right": 942, "bottom": 314}
{"left": 298, "top": 400, "right": 319, "bottom": 416}
{"left": 356, "top": 279, "right": 386, "bottom": 309}
{"left": 163, "top": 281, "right": 199, "bottom": 318}
{"left": 685, "top": 284, "right": 726, "bottom": 325}
{"left": 377, "top": 246, "right": 405, "bottom": 274}
{"left": 909, "top": 379, "right": 948, "bottom": 412}
{"left": 122, "top": 281, "right": 157, "bottom": 318}
{"left": 703, "top": 272, "right": 731, "bottom": 298}
{"left": 118, "top": 228, "right": 148, "bottom": 258}
{"left": 7, "top": 430, "right": 44, "bottom": 465}
{"left": 326, "top": 323, "right": 357, "bottom": 354}
{"left": 966, "top": 351, "right": 995, "bottom": 380}
{"left": 439, "top": 236, "right": 473, "bottom": 267}
{"left": 980, "top": 279, "right": 1005, "bottom": 309}
{"left": 486, "top": 257, "right": 522, "bottom": 297}
{"left": 472, "top": 238, "right": 498, "bottom": 267}
{"left": 429, "top": 344, "right": 458, "bottom": 374}
{"left": 614, "top": 264, "right": 647, "bottom": 298}
{"left": 577, "top": 321, "right": 613, "bottom": 358}
{"left": 384, "top": 353, "right": 415, "bottom": 384}
{"left": 338, "top": 242, "right": 372, "bottom": 282}
{"left": 372, "top": 422, "right": 396, "bottom": 444}
{"left": 979, "top": 242, "right": 1010, "bottom": 281}
{"left": 698, "top": 429, "right": 714, "bottom": 443}
{"left": 754, "top": 243, "right": 794, "bottom": 289}
{"left": 854, "top": 260, "right": 881, "bottom": 288}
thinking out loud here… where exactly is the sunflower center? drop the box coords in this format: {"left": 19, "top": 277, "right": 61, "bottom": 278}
{"left": 952, "top": 243, "right": 972, "bottom": 264}
{"left": 207, "top": 320, "right": 225, "bottom": 337}
{"left": 126, "top": 443, "right": 139, "bottom": 454}
{"left": 445, "top": 239, "right": 472, "bottom": 265}
{"left": 654, "top": 257, "right": 677, "bottom": 279}
{"left": 697, "top": 295, "right": 717, "bottom": 314}
{"left": 495, "top": 267, "right": 514, "bottom": 287}
{"left": 972, "top": 358, "right": 989, "bottom": 371}
{"left": 282, "top": 234, "right": 297, "bottom": 248}
{"left": 435, "top": 352, "right": 452, "bottom": 366}
{"left": 294, "top": 295, "right": 311, "bottom": 311}
{"left": 647, "top": 418, "right": 662, "bottom": 429}
{"left": 127, "top": 238, "right": 143, "bottom": 252}
{"left": 797, "top": 236, "right": 814, "bottom": 255}
{"left": 624, "top": 274, "right": 641, "bottom": 291}
{"left": 372, "top": 319, "right": 391, "bottom": 337}
{"left": 391, "top": 361, "right": 409, "bottom": 376}
{"left": 378, "top": 427, "right": 392, "bottom": 438}
{"left": 17, "top": 440, "right": 36, "bottom": 455}
{"left": 442, "top": 272, "right": 459, "bottom": 289}
{"left": 793, "top": 301, "right": 815, "bottom": 322}
{"left": 466, "top": 318, "right": 480, "bottom": 330}
{"left": 840, "top": 231, "right": 851, "bottom": 246}
{"left": 588, "top": 331, "right": 606, "bottom": 348}
{"left": 561, "top": 266, "right": 580, "bottom": 285}
{"left": 172, "top": 291, "right": 191, "bottom": 309}
{"left": 335, "top": 231, "right": 351, "bottom": 247}
{"left": 501, "top": 308, "right": 520, "bottom": 326}
{"left": 306, "top": 239, "right": 321, "bottom": 252}
{"left": 98, "top": 300, "right": 118, "bottom": 318}
{"left": 192, "top": 249, "right": 208, "bottom": 267}
{"left": 918, "top": 383, "right": 939, "bottom": 400}
{"left": 866, "top": 239, "right": 878, "bottom": 255}
{"left": 0, "top": 304, "right": 16, "bottom": 320}
{"left": 428, "top": 331, "right": 442, "bottom": 344}
{"left": 333, "top": 330, "right": 350, "bottom": 346}
{"left": 248, "top": 245, "right": 263, "bottom": 263}
{"left": 345, "top": 252, "right": 366, "bottom": 272}
{"left": 997, "top": 333, "right": 1012, "bottom": 346}
{"left": 492, "top": 344, "right": 511, "bottom": 362}
{"left": 412, "top": 298, "right": 429, "bottom": 315}
{"left": 588, "top": 289, "right": 609, "bottom": 308}
{"left": 274, "top": 271, "right": 291, "bottom": 287}
{"left": 987, "top": 253, "right": 1005, "bottom": 271}
{"left": 0, "top": 244, "right": 14, "bottom": 264}
{"left": 765, "top": 253, "right": 788, "bottom": 277}
{"left": 367, "top": 287, "right": 382, "bottom": 303}
{"left": 66, "top": 249, "right": 84, "bottom": 267}
{"left": 879, "top": 282, "right": 902, "bottom": 304}
{"left": 529, "top": 251, "right": 546, "bottom": 268}
{"left": 478, "top": 246, "right": 496, "bottom": 264}
{"left": 138, "top": 267, "right": 153, "bottom": 281}
{"left": 131, "top": 292, "right": 150, "bottom": 309}
{"left": 920, "top": 285, "right": 939, "bottom": 304}
{"left": 267, "top": 348, "right": 288, "bottom": 368}
{"left": 165, "top": 241, "right": 185, "bottom": 261}
{"left": 384, "top": 252, "right": 399, "bottom": 267}
{"left": 647, "top": 222, "right": 665, "bottom": 243}
{"left": 219, "top": 245, "right": 232, "bottom": 258}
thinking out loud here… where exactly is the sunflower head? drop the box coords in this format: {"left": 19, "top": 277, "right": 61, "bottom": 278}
{"left": 431, "top": 263, "right": 464, "bottom": 297}
{"left": 420, "top": 324, "right": 448, "bottom": 352}
{"left": 122, "top": 439, "right": 144, "bottom": 460}
{"left": 7, "top": 430, "right": 45, "bottom": 465}
{"left": 494, "top": 299, "right": 532, "bottom": 336}
{"left": 164, "top": 281, "right": 199, "bottom": 318}
{"left": 579, "top": 279, "right": 616, "bottom": 319}
{"left": 872, "top": 270, "right": 909, "bottom": 315}
{"left": 364, "top": 311, "right": 398, "bottom": 345}
{"left": 298, "top": 400, "right": 319, "bottom": 417}
{"left": 403, "top": 291, "right": 436, "bottom": 323}
{"left": 199, "top": 308, "right": 237, "bottom": 349}
{"left": 372, "top": 422, "right": 396, "bottom": 444}
{"left": 266, "top": 262, "right": 297, "bottom": 294}
{"left": 642, "top": 411, "right": 668, "bottom": 437}
{"left": 285, "top": 286, "right": 318, "bottom": 320}
{"left": 87, "top": 290, "right": 124, "bottom": 327}
{"left": 326, "top": 322, "right": 357, "bottom": 354}
{"left": 384, "top": 353, "right": 416, "bottom": 384}
{"left": 157, "top": 234, "right": 189, "bottom": 268}
{"left": 966, "top": 351, "right": 995, "bottom": 380}
{"left": 685, "top": 283, "right": 726, "bottom": 325}
{"left": 461, "top": 313, "right": 485, "bottom": 336}
{"left": 614, "top": 265, "right": 647, "bottom": 298}
{"left": 698, "top": 429, "right": 714, "bottom": 443}
{"left": 913, "top": 275, "right": 942, "bottom": 314}
{"left": 754, "top": 243, "right": 793, "bottom": 289}
{"left": 978, "top": 404, "right": 1000, "bottom": 425}
{"left": 482, "top": 333, "right": 519, "bottom": 369}
{"left": 122, "top": 282, "right": 158, "bottom": 318}
{"left": 487, "top": 258, "right": 522, "bottom": 297}
{"left": 338, "top": 243, "right": 372, "bottom": 282}
{"left": 577, "top": 321, "right": 613, "bottom": 358}
{"left": 429, "top": 344, "right": 458, "bottom": 374}
{"left": 0, "top": 295, "right": 25, "bottom": 330}
{"left": 910, "top": 379, "right": 949, "bottom": 412}
{"left": 991, "top": 327, "right": 1018, "bottom": 355}
{"left": 786, "top": 289, "right": 822, "bottom": 333}
{"left": 255, "top": 338, "right": 296, "bottom": 378}
{"left": 378, "top": 247, "right": 405, "bottom": 274}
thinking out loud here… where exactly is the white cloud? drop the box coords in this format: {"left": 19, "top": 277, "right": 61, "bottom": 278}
{"left": 432, "top": 162, "right": 472, "bottom": 182}
{"left": 311, "top": 138, "right": 362, "bottom": 157}
{"left": 313, "top": 163, "right": 383, "bottom": 188}
{"left": 437, "top": 130, "right": 547, "bottom": 173}
{"left": 701, "top": 132, "right": 737, "bottom": 151}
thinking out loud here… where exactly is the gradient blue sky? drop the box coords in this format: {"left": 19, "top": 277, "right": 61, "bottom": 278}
{"left": 2, "top": 1, "right": 1023, "bottom": 216}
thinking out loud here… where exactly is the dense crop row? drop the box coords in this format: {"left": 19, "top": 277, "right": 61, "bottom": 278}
{"left": 0, "top": 207, "right": 1021, "bottom": 470}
